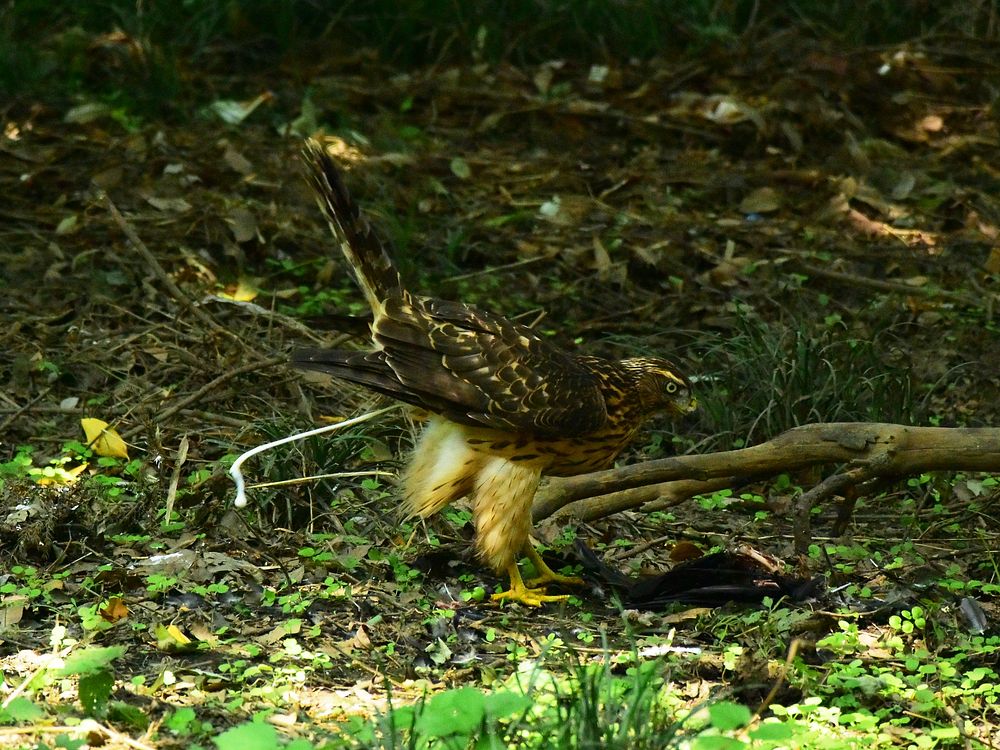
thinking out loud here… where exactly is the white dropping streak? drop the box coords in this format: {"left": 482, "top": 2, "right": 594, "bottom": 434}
{"left": 230, "top": 405, "right": 397, "bottom": 508}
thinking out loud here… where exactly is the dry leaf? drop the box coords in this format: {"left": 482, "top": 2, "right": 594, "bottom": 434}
{"left": 91, "top": 166, "right": 123, "bottom": 190}
{"left": 661, "top": 607, "right": 712, "bottom": 624}
{"left": 985, "top": 247, "right": 1000, "bottom": 274}
{"left": 81, "top": 418, "right": 129, "bottom": 459}
{"left": 669, "top": 541, "right": 704, "bottom": 562}
{"left": 1, "top": 596, "right": 28, "bottom": 628}
{"left": 155, "top": 623, "right": 194, "bottom": 652}
{"left": 209, "top": 92, "right": 273, "bottom": 125}
{"left": 533, "top": 65, "right": 554, "bottom": 95}
{"left": 592, "top": 235, "right": 612, "bottom": 278}
{"left": 219, "top": 279, "right": 258, "bottom": 302}
{"left": 100, "top": 596, "right": 129, "bottom": 623}
{"left": 146, "top": 196, "right": 192, "bottom": 213}
{"left": 36, "top": 462, "right": 88, "bottom": 486}
{"left": 920, "top": 114, "right": 944, "bottom": 133}
{"left": 226, "top": 207, "right": 258, "bottom": 244}
{"left": 64, "top": 102, "right": 112, "bottom": 124}
{"left": 739, "top": 187, "right": 782, "bottom": 214}
{"left": 56, "top": 215, "right": 78, "bottom": 235}
{"left": 222, "top": 146, "right": 254, "bottom": 175}
{"left": 449, "top": 157, "right": 471, "bottom": 179}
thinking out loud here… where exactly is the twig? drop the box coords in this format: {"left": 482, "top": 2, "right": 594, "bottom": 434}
{"left": 103, "top": 193, "right": 268, "bottom": 357}
{"left": 0, "top": 720, "right": 156, "bottom": 750}
{"left": 607, "top": 533, "right": 675, "bottom": 563}
{"left": 443, "top": 255, "right": 549, "bottom": 284}
{"left": 201, "top": 294, "right": 329, "bottom": 342}
{"left": 121, "top": 355, "right": 287, "bottom": 440}
{"left": 248, "top": 469, "right": 398, "bottom": 491}
{"left": 742, "top": 638, "right": 804, "bottom": 738}
{"left": 793, "top": 452, "right": 894, "bottom": 554}
{"left": 163, "top": 435, "right": 189, "bottom": 525}
{"left": 795, "top": 262, "right": 978, "bottom": 306}
{"left": 0, "top": 387, "right": 51, "bottom": 433}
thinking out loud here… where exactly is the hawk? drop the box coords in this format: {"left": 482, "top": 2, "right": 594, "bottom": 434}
{"left": 293, "top": 140, "right": 696, "bottom": 606}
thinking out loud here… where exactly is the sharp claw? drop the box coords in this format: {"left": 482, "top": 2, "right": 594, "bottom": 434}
{"left": 525, "top": 573, "right": 584, "bottom": 589}
{"left": 491, "top": 587, "right": 570, "bottom": 607}
{"left": 523, "top": 545, "right": 584, "bottom": 590}
{"left": 493, "top": 561, "right": 571, "bottom": 606}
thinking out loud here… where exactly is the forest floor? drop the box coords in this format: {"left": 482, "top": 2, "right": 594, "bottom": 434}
{"left": 2, "top": 31, "right": 1000, "bottom": 749}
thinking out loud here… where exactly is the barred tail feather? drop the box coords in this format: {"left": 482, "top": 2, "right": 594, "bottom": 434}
{"left": 302, "top": 140, "right": 403, "bottom": 311}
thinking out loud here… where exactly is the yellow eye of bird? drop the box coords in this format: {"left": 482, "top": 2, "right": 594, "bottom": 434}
{"left": 666, "top": 382, "right": 678, "bottom": 394}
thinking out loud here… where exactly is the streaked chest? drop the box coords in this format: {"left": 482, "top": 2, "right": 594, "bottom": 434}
{"left": 462, "top": 425, "right": 640, "bottom": 477}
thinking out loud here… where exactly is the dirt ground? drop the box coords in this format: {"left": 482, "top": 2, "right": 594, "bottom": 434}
{"left": 2, "top": 32, "right": 1000, "bottom": 744}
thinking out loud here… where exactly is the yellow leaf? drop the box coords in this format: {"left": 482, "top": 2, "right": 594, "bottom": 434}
{"left": 154, "top": 623, "right": 194, "bottom": 652}
{"left": 81, "top": 418, "right": 129, "bottom": 459}
{"left": 100, "top": 596, "right": 129, "bottom": 623}
{"left": 36, "top": 462, "right": 88, "bottom": 486}
{"left": 218, "top": 278, "right": 259, "bottom": 302}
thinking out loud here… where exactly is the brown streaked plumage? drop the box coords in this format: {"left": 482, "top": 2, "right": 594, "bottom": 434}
{"left": 293, "top": 139, "right": 697, "bottom": 606}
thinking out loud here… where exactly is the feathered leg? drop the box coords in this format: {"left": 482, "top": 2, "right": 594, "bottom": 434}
{"left": 401, "top": 417, "right": 479, "bottom": 518}
{"left": 470, "top": 455, "right": 569, "bottom": 606}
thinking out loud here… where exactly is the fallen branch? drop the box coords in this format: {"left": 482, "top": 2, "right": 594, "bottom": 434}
{"left": 531, "top": 423, "right": 1000, "bottom": 554}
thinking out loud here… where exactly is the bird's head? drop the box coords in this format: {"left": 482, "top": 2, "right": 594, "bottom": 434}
{"left": 624, "top": 357, "right": 697, "bottom": 417}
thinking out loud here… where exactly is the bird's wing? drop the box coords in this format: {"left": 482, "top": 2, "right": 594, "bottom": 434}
{"left": 294, "top": 296, "right": 609, "bottom": 436}
{"left": 374, "top": 296, "right": 609, "bottom": 435}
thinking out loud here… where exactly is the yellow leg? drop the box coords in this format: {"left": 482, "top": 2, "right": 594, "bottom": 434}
{"left": 524, "top": 544, "right": 584, "bottom": 589}
{"left": 491, "top": 562, "right": 570, "bottom": 607}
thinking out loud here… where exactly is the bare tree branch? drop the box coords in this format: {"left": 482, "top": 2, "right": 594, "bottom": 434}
{"left": 532, "top": 423, "right": 1000, "bottom": 552}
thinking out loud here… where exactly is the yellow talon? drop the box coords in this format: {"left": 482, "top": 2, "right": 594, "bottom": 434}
{"left": 523, "top": 545, "right": 584, "bottom": 589}
{"left": 492, "top": 563, "right": 570, "bottom": 607}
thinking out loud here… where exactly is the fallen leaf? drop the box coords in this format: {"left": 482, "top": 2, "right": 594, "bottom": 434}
{"left": 661, "top": 607, "right": 712, "bottom": 624}
{"left": 56, "top": 215, "right": 78, "bottom": 235}
{"left": 226, "top": 207, "right": 258, "bottom": 243}
{"left": 209, "top": 92, "right": 273, "bottom": 125}
{"left": 450, "top": 157, "right": 471, "bottom": 179}
{"left": 533, "top": 66, "right": 554, "bottom": 95}
{"left": 920, "top": 114, "right": 944, "bottom": 133}
{"left": 91, "top": 167, "right": 123, "bottom": 190}
{"left": 588, "top": 64, "right": 609, "bottom": 84}
{"left": 188, "top": 622, "right": 220, "bottom": 647}
{"left": 985, "top": 247, "right": 1000, "bottom": 274}
{"left": 739, "top": 187, "right": 782, "bottom": 214}
{"left": 538, "top": 196, "right": 562, "bottom": 220}
{"left": 145, "top": 196, "right": 192, "bottom": 213}
{"left": 81, "top": 418, "right": 129, "bottom": 459}
{"left": 538, "top": 194, "right": 591, "bottom": 226}
{"left": 100, "top": 597, "right": 129, "bottom": 623}
{"left": 222, "top": 146, "right": 254, "bottom": 175}
{"left": 845, "top": 208, "right": 891, "bottom": 238}
{"left": 1, "top": 595, "right": 28, "bottom": 628}
{"left": 592, "top": 235, "right": 612, "bottom": 278}
{"left": 36, "top": 462, "right": 87, "bottom": 486}
{"left": 669, "top": 541, "right": 703, "bottom": 562}
{"left": 288, "top": 95, "right": 319, "bottom": 136}
{"left": 218, "top": 279, "right": 259, "bottom": 302}
{"left": 64, "top": 102, "right": 112, "bottom": 124}
{"left": 890, "top": 172, "right": 916, "bottom": 200}
{"left": 154, "top": 623, "right": 195, "bottom": 652}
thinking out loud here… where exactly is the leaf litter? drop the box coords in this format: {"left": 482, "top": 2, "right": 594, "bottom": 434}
{"left": 1, "top": 30, "right": 1000, "bottom": 747}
